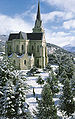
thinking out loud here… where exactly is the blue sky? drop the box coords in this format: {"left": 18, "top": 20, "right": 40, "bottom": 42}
{"left": 0, "top": 0, "right": 75, "bottom": 47}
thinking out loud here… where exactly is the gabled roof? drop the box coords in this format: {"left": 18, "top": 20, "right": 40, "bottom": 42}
{"left": 8, "top": 32, "right": 43, "bottom": 41}
{"left": 8, "top": 32, "right": 27, "bottom": 41}
{"left": 8, "top": 33, "right": 19, "bottom": 41}
{"left": 27, "top": 33, "right": 43, "bottom": 40}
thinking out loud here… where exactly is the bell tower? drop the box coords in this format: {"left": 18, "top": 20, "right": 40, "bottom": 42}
{"left": 32, "top": 1, "right": 44, "bottom": 33}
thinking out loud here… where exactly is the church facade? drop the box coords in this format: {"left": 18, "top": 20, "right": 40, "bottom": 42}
{"left": 5, "top": 1, "right": 48, "bottom": 70}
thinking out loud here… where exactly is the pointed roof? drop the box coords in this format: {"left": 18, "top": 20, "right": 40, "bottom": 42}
{"left": 36, "top": 0, "right": 41, "bottom": 20}
{"left": 32, "top": 0, "right": 44, "bottom": 33}
{"left": 8, "top": 32, "right": 43, "bottom": 41}
{"left": 8, "top": 32, "right": 27, "bottom": 41}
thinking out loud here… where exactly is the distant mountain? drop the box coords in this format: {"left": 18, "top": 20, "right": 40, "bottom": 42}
{"left": 0, "top": 35, "right": 8, "bottom": 52}
{"left": 47, "top": 43, "right": 75, "bottom": 65}
{"left": 0, "top": 35, "right": 8, "bottom": 43}
{"left": 47, "top": 43, "right": 75, "bottom": 57}
{"left": 63, "top": 44, "right": 75, "bottom": 53}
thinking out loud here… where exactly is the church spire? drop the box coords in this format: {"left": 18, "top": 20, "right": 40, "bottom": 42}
{"left": 37, "top": 0, "right": 41, "bottom": 20}
{"left": 32, "top": 0, "right": 44, "bottom": 33}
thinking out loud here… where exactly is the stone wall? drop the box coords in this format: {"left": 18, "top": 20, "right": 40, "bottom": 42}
{"left": 8, "top": 53, "right": 34, "bottom": 70}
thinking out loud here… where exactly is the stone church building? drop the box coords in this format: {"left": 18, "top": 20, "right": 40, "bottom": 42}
{"left": 5, "top": 1, "right": 48, "bottom": 70}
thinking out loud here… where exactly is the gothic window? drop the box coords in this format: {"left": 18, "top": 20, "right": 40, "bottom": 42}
{"left": 22, "top": 45, "right": 24, "bottom": 53}
{"left": 32, "top": 45, "right": 34, "bottom": 51}
{"left": 22, "top": 45, "right": 23, "bottom": 51}
{"left": 37, "top": 45, "right": 39, "bottom": 52}
{"left": 24, "top": 60, "right": 26, "bottom": 65}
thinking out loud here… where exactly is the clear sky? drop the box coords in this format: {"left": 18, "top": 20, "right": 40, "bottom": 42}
{"left": 0, "top": 0, "right": 75, "bottom": 47}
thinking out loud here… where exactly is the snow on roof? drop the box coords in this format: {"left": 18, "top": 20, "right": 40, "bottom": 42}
{"left": 8, "top": 53, "right": 34, "bottom": 59}
{"left": 17, "top": 54, "right": 24, "bottom": 58}
{"left": 0, "top": 52, "right": 5, "bottom": 55}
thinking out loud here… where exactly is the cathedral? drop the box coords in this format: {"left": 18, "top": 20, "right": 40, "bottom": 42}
{"left": 5, "top": 1, "right": 48, "bottom": 70}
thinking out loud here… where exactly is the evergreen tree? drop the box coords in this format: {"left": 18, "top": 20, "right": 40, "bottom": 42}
{"left": 58, "top": 55, "right": 74, "bottom": 80}
{"left": 0, "top": 58, "right": 33, "bottom": 119}
{"left": 35, "top": 83, "right": 58, "bottom": 119}
{"left": 14, "top": 78, "right": 29, "bottom": 118}
{"left": 37, "top": 76, "right": 44, "bottom": 86}
{"left": 59, "top": 78, "right": 75, "bottom": 118}
{"left": 0, "top": 62, "right": 12, "bottom": 118}
{"left": 70, "top": 72, "right": 75, "bottom": 97}
{"left": 1, "top": 58, "right": 15, "bottom": 72}
{"left": 59, "top": 70, "right": 68, "bottom": 83}
{"left": 2, "top": 80, "right": 15, "bottom": 119}
{"left": 0, "top": 76, "right": 3, "bottom": 118}
{"left": 46, "top": 70, "right": 59, "bottom": 95}
{"left": 0, "top": 60, "right": 16, "bottom": 119}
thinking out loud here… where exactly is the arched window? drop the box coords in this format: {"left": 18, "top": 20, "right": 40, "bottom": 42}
{"left": 37, "top": 45, "right": 39, "bottom": 52}
{"left": 32, "top": 45, "right": 34, "bottom": 51}
{"left": 22, "top": 45, "right": 24, "bottom": 53}
{"left": 24, "top": 60, "right": 26, "bottom": 65}
{"left": 22, "top": 45, "right": 24, "bottom": 51}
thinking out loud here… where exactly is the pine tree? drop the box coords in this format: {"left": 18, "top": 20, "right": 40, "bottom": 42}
{"left": 59, "top": 70, "right": 68, "bottom": 83}
{"left": 59, "top": 78, "right": 75, "bottom": 118}
{"left": 46, "top": 70, "right": 59, "bottom": 95}
{"left": 1, "top": 58, "right": 15, "bottom": 72}
{"left": 0, "top": 74, "right": 3, "bottom": 118}
{"left": 35, "top": 83, "right": 59, "bottom": 119}
{"left": 70, "top": 72, "right": 75, "bottom": 97}
{"left": 58, "top": 55, "right": 74, "bottom": 80}
{"left": 37, "top": 76, "right": 44, "bottom": 86}
{"left": 2, "top": 80, "right": 15, "bottom": 119}
{"left": 0, "top": 60, "right": 16, "bottom": 119}
{"left": 14, "top": 78, "right": 26, "bottom": 118}
{"left": 0, "top": 58, "right": 33, "bottom": 119}
{"left": 0, "top": 63, "right": 11, "bottom": 118}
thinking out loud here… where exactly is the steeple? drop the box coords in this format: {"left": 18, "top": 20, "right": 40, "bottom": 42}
{"left": 37, "top": 0, "right": 41, "bottom": 20}
{"left": 32, "top": 0, "right": 44, "bottom": 33}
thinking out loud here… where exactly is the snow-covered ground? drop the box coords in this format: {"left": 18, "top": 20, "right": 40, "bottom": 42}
{"left": 19, "top": 70, "right": 62, "bottom": 118}
{"left": 25, "top": 72, "right": 49, "bottom": 115}
{"left": 19, "top": 67, "right": 74, "bottom": 119}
